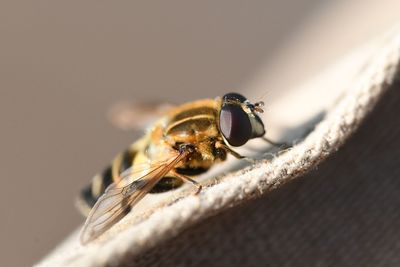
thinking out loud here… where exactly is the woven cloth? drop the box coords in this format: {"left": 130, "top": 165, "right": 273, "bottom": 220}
{"left": 36, "top": 26, "right": 400, "bottom": 267}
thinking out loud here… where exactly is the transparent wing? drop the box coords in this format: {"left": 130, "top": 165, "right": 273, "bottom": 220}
{"left": 107, "top": 101, "right": 174, "bottom": 131}
{"left": 80, "top": 150, "right": 188, "bottom": 244}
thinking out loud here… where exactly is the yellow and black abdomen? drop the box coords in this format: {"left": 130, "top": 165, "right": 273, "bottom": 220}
{"left": 77, "top": 147, "right": 138, "bottom": 216}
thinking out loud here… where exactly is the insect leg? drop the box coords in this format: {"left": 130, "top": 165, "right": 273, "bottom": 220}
{"left": 215, "top": 141, "right": 255, "bottom": 162}
{"left": 170, "top": 170, "right": 202, "bottom": 194}
{"left": 262, "top": 136, "right": 290, "bottom": 149}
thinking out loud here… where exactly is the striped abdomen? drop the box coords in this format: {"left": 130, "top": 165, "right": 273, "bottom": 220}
{"left": 77, "top": 148, "right": 136, "bottom": 216}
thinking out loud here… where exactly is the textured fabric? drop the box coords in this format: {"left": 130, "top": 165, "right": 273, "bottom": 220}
{"left": 131, "top": 80, "right": 400, "bottom": 267}
{"left": 36, "top": 27, "right": 400, "bottom": 267}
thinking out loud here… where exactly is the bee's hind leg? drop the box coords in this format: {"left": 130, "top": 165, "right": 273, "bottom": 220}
{"left": 170, "top": 170, "right": 202, "bottom": 194}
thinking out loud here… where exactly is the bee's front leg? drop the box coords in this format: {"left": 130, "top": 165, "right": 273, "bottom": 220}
{"left": 215, "top": 141, "right": 256, "bottom": 163}
{"left": 261, "top": 136, "right": 290, "bottom": 149}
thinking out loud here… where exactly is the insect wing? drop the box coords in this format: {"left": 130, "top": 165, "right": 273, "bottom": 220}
{"left": 108, "top": 101, "right": 174, "bottom": 131}
{"left": 80, "top": 150, "right": 187, "bottom": 244}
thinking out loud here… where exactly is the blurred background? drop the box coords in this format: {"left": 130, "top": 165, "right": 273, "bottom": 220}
{"left": 1, "top": 1, "right": 399, "bottom": 266}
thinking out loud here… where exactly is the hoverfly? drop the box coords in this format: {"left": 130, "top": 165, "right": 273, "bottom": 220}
{"left": 77, "top": 93, "right": 277, "bottom": 244}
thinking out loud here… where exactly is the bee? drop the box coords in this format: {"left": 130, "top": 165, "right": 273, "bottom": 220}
{"left": 78, "top": 92, "right": 275, "bottom": 244}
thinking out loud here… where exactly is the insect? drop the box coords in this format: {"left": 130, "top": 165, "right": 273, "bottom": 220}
{"left": 77, "top": 92, "right": 277, "bottom": 244}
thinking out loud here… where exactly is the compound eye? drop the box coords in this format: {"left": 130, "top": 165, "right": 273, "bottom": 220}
{"left": 219, "top": 104, "right": 252, "bottom": 146}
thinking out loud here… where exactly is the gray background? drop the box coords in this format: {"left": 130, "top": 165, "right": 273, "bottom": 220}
{"left": 0, "top": 1, "right": 399, "bottom": 266}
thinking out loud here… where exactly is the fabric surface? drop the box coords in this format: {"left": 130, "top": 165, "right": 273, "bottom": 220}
{"left": 131, "top": 78, "right": 400, "bottom": 267}
{"left": 36, "top": 27, "right": 400, "bottom": 267}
